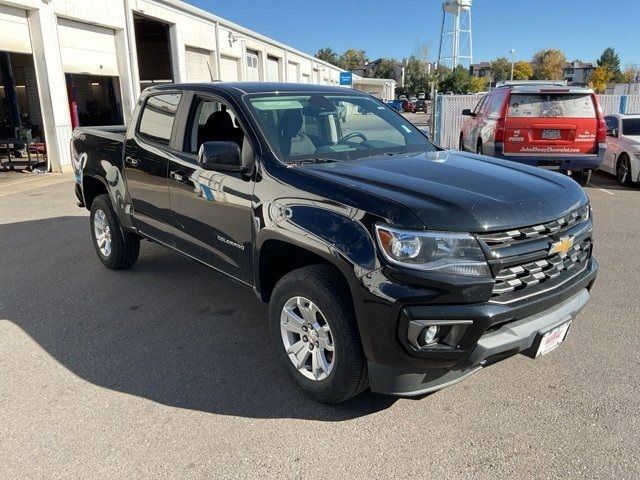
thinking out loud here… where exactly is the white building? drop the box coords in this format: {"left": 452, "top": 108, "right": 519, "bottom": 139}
{"left": 0, "top": 0, "right": 395, "bottom": 173}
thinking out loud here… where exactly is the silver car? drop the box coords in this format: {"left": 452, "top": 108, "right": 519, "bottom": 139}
{"left": 601, "top": 114, "right": 640, "bottom": 186}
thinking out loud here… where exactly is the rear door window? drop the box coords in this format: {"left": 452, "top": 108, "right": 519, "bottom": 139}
{"left": 138, "top": 93, "right": 182, "bottom": 145}
{"left": 508, "top": 94, "right": 595, "bottom": 118}
{"left": 485, "top": 94, "right": 506, "bottom": 119}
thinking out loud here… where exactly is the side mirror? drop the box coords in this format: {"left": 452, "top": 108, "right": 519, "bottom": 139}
{"left": 197, "top": 141, "right": 245, "bottom": 173}
{"left": 606, "top": 128, "right": 618, "bottom": 137}
{"left": 462, "top": 109, "right": 473, "bottom": 116}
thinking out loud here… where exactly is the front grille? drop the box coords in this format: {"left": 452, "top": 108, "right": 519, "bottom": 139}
{"left": 491, "top": 238, "right": 591, "bottom": 296}
{"left": 479, "top": 205, "right": 590, "bottom": 246}
{"left": 477, "top": 206, "right": 593, "bottom": 303}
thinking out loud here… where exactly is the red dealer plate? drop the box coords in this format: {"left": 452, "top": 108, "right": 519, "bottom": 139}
{"left": 536, "top": 321, "right": 571, "bottom": 357}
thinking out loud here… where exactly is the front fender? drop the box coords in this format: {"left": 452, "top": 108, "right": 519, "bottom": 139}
{"left": 254, "top": 198, "right": 381, "bottom": 291}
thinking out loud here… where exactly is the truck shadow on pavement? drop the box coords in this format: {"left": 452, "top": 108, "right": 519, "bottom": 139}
{"left": 1, "top": 216, "right": 396, "bottom": 421}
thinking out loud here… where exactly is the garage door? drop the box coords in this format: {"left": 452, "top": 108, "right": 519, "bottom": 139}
{"left": 287, "top": 62, "right": 299, "bottom": 83}
{"left": 246, "top": 51, "right": 259, "bottom": 82}
{"left": 220, "top": 56, "right": 240, "bottom": 81}
{"left": 57, "top": 19, "right": 118, "bottom": 76}
{"left": 0, "top": 5, "right": 32, "bottom": 54}
{"left": 186, "top": 47, "right": 214, "bottom": 82}
{"left": 266, "top": 57, "right": 280, "bottom": 82}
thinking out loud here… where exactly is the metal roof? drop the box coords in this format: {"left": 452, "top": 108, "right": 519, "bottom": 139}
{"left": 147, "top": 82, "right": 367, "bottom": 95}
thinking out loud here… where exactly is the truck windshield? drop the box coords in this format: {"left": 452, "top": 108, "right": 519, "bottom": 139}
{"left": 623, "top": 119, "right": 640, "bottom": 136}
{"left": 245, "top": 94, "right": 435, "bottom": 162}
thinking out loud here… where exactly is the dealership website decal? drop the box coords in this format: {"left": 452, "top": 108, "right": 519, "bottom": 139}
{"left": 520, "top": 147, "right": 581, "bottom": 153}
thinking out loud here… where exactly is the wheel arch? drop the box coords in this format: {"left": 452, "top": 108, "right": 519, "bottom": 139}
{"left": 82, "top": 174, "right": 109, "bottom": 210}
{"left": 255, "top": 235, "right": 357, "bottom": 309}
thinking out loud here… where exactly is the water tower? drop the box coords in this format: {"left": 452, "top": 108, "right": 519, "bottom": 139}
{"left": 437, "top": 0, "right": 473, "bottom": 70}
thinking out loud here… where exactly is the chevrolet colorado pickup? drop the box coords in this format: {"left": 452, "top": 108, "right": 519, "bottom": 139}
{"left": 72, "top": 83, "right": 598, "bottom": 403}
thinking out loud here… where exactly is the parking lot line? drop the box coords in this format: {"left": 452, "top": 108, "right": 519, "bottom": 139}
{"left": 588, "top": 182, "right": 615, "bottom": 195}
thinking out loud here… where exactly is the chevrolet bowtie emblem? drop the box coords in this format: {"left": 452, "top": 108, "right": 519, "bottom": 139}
{"left": 549, "top": 236, "right": 574, "bottom": 257}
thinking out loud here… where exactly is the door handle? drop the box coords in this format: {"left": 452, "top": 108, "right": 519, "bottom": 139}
{"left": 125, "top": 156, "right": 139, "bottom": 167}
{"left": 170, "top": 170, "right": 186, "bottom": 183}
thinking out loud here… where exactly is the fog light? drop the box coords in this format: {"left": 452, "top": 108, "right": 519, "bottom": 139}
{"left": 420, "top": 325, "right": 439, "bottom": 345}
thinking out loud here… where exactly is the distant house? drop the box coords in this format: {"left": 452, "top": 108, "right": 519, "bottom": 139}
{"left": 470, "top": 61, "right": 491, "bottom": 78}
{"left": 353, "top": 58, "right": 405, "bottom": 88}
{"left": 564, "top": 61, "right": 595, "bottom": 87}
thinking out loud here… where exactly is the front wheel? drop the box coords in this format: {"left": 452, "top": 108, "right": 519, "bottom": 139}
{"left": 616, "top": 155, "right": 633, "bottom": 187}
{"left": 269, "top": 265, "right": 368, "bottom": 404}
{"left": 571, "top": 169, "right": 592, "bottom": 187}
{"left": 90, "top": 194, "right": 140, "bottom": 269}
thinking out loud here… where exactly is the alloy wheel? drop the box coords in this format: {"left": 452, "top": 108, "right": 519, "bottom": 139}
{"left": 93, "top": 209, "right": 112, "bottom": 257}
{"left": 280, "top": 296, "right": 335, "bottom": 381}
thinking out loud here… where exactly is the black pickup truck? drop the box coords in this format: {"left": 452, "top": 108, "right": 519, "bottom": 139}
{"left": 72, "top": 82, "right": 598, "bottom": 403}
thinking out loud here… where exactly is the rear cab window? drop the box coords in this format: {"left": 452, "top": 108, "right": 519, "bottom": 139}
{"left": 507, "top": 94, "right": 596, "bottom": 118}
{"left": 137, "top": 93, "right": 182, "bottom": 145}
{"left": 504, "top": 91, "right": 599, "bottom": 156}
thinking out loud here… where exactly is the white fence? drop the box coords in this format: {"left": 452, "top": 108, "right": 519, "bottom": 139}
{"left": 432, "top": 94, "right": 640, "bottom": 149}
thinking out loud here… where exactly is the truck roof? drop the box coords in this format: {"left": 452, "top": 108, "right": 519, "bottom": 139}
{"left": 144, "top": 82, "right": 365, "bottom": 96}
{"left": 495, "top": 82, "right": 594, "bottom": 95}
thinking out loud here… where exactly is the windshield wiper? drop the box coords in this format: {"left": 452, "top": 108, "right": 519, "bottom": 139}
{"left": 286, "top": 158, "right": 338, "bottom": 167}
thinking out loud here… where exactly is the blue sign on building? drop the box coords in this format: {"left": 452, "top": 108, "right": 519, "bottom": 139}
{"left": 339, "top": 72, "right": 353, "bottom": 86}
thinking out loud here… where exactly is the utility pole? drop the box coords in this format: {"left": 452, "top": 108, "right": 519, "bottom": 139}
{"left": 510, "top": 49, "right": 515, "bottom": 81}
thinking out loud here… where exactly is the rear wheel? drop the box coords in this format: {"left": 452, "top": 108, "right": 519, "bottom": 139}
{"left": 616, "top": 154, "right": 633, "bottom": 187}
{"left": 269, "top": 265, "right": 368, "bottom": 404}
{"left": 90, "top": 194, "right": 140, "bottom": 269}
{"left": 571, "top": 169, "right": 592, "bottom": 187}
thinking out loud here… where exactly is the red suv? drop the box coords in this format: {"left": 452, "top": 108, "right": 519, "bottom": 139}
{"left": 459, "top": 82, "right": 607, "bottom": 185}
{"left": 400, "top": 100, "right": 416, "bottom": 113}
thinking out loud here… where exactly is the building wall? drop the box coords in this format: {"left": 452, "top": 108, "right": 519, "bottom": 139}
{"left": 0, "top": 0, "right": 384, "bottom": 173}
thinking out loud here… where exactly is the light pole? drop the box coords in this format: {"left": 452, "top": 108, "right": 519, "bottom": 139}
{"left": 510, "top": 49, "right": 515, "bottom": 81}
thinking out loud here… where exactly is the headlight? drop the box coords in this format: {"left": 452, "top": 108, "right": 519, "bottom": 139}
{"left": 374, "top": 225, "right": 490, "bottom": 277}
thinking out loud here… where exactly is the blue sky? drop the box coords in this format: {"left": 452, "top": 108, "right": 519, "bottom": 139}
{"left": 190, "top": 0, "right": 640, "bottom": 66}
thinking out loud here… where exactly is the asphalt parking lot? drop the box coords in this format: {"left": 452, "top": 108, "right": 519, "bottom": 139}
{"left": 1, "top": 170, "right": 639, "bottom": 479}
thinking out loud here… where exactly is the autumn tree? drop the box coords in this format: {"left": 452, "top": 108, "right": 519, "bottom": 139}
{"left": 339, "top": 49, "right": 367, "bottom": 71}
{"left": 512, "top": 61, "right": 533, "bottom": 80}
{"left": 597, "top": 47, "right": 622, "bottom": 82}
{"left": 589, "top": 66, "right": 612, "bottom": 93}
{"left": 404, "top": 55, "right": 432, "bottom": 94}
{"left": 315, "top": 48, "right": 340, "bottom": 67}
{"left": 490, "top": 57, "right": 511, "bottom": 82}
{"left": 531, "top": 49, "right": 567, "bottom": 80}
{"left": 440, "top": 65, "right": 473, "bottom": 94}
{"left": 621, "top": 64, "right": 640, "bottom": 83}
{"left": 468, "top": 75, "right": 488, "bottom": 93}
{"left": 370, "top": 58, "right": 398, "bottom": 80}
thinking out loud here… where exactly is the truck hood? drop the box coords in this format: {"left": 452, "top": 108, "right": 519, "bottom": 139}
{"left": 303, "top": 150, "right": 588, "bottom": 232}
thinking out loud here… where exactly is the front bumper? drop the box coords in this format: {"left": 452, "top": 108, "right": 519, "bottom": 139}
{"left": 369, "top": 287, "right": 590, "bottom": 396}
{"left": 493, "top": 142, "right": 606, "bottom": 171}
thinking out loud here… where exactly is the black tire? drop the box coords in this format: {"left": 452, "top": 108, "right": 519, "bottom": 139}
{"left": 459, "top": 134, "right": 465, "bottom": 151}
{"left": 571, "top": 169, "right": 592, "bottom": 187}
{"left": 269, "top": 265, "right": 368, "bottom": 404}
{"left": 90, "top": 194, "right": 140, "bottom": 270}
{"left": 616, "top": 154, "right": 633, "bottom": 187}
